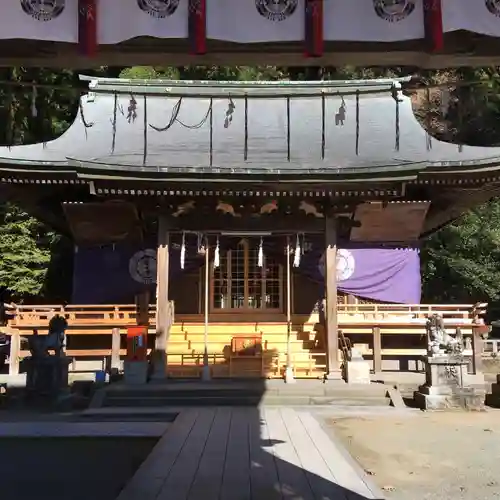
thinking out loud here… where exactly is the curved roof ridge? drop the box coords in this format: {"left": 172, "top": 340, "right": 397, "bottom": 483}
{"left": 80, "top": 74, "right": 413, "bottom": 97}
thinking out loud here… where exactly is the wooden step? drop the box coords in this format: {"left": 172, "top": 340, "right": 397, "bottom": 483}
{"left": 171, "top": 322, "right": 319, "bottom": 335}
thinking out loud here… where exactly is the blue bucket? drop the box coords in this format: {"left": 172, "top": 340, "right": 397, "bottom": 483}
{"left": 95, "top": 370, "right": 106, "bottom": 384}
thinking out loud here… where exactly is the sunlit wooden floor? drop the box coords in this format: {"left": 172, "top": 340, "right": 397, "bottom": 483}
{"left": 116, "top": 407, "right": 383, "bottom": 500}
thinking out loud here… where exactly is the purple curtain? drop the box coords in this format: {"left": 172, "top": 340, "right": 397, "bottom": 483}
{"left": 73, "top": 237, "right": 421, "bottom": 305}
{"left": 298, "top": 239, "right": 421, "bottom": 304}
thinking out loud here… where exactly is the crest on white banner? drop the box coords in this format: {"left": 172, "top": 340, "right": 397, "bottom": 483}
{"left": 137, "top": 0, "right": 180, "bottom": 18}
{"left": 318, "top": 249, "right": 356, "bottom": 282}
{"left": 486, "top": 0, "right": 500, "bottom": 17}
{"left": 129, "top": 249, "right": 157, "bottom": 284}
{"left": 20, "top": 0, "right": 65, "bottom": 21}
{"left": 373, "top": 0, "right": 415, "bottom": 22}
{"left": 255, "top": 0, "right": 298, "bottom": 22}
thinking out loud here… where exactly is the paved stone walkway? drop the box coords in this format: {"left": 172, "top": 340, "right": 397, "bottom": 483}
{"left": 116, "top": 408, "right": 384, "bottom": 500}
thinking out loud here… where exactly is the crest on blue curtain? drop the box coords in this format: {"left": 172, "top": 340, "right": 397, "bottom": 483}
{"left": 129, "top": 249, "right": 157, "bottom": 285}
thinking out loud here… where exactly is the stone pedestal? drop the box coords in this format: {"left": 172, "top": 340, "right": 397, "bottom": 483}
{"left": 414, "top": 355, "right": 484, "bottom": 411}
{"left": 345, "top": 348, "right": 371, "bottom": 385}
{"left": 26, "top": 356, "right": 71, "bottom": 399}
{"left": 346, "top": 360, "right": 371, "bottom": 384}
{"left": 485, "top": 374, "right": 500, "bottom": 407}
{"left": 124, "top": 360, "right": 148, "bottom": 385}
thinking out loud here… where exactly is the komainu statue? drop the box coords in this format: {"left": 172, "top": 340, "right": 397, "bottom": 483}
{"left": 426, "top": 313, "right": 464, "bottom": 356}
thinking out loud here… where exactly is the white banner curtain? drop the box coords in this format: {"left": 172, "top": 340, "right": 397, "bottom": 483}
{"left": 0, "top": 0, "right": 78, "bottom": 42}
{"left": 443, "top": 0, "right": 500, "bottom": 36}
{"left": 98, "top": 0, "right": 189, "bottom": 45}
{"left": 324, "top": 0, "right": 425, "bottom": 41}
{"left": 5, "top": 0, "right": 500, "bottom": 44}
{"left": 206, "top": 0, "right": 305, "bottom": 43}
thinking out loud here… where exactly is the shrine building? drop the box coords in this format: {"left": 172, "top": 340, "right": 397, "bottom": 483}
{"left": 1, "top": 76, "right": 497, "bottom": 379}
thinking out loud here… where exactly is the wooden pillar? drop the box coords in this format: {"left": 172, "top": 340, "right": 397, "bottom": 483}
{"left": 135, "top": 291, "right": 150, "bottom": 326}
{"left": 110, "top": 327, "right": 120, "bottom": 376}
{"left": 152, "top": 215, "right": 170, "bottom": 379}
{"left": 325, "top": 215, "right": 342, "bottom": 380}
{"left": 472, "top": 325, "right": 484, "bottom": 376}
{"left": 201, "top": 242, "right": 211, "bottom": 381}
{"left": 8, "top": 330, "right": 20, "bottom": 376}
{"left": 78, "top": 0, "right": 98, "bottom": 57}
{"left": 372, "top": 326, "right": 382, "bottom": 375}
{"left": 284, "top": 236, "right": 295, "bottom": 383}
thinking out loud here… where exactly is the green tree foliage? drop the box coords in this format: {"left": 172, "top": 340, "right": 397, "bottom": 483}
{"left": 421, "top": 199, "right": 500, "bottom": 304}
{"left": 0, "top": 204, "right": 53, "bottom": 299}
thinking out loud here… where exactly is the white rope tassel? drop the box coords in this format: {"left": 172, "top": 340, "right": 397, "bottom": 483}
{"left": 258, "top": 237, "right": 264, "bottom": 268}
{"left": 214, "top": 236, "right": 220, "bottom": 269}
{"left": 293, "top": 234, "right": 301, "bottom": 268}
{"left": 180, "top": 232, "right": 186, "bottom": 270}
{"left": 31, "top": 85, "right": 38, "bottom": 118}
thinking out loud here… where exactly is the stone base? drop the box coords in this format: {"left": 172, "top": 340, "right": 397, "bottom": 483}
{"left": 414, "top": 385, "right": 485, "bottom": 411}
{"left": 25, "top": 356, "right": 71, "bottom": 398}
{"left": 414, "top": 355, "right": 485, "bottom": 410}
{"left": 123, "top": 360, "right": 149, "bottom": 385}
{"left": 324, "top": 370, "right": 344, "bottom": 382}
{"left": 414, "top": 391, "right": 485, "bottom": 411}
{"left": 346, "top": 360, "right": 371, "bottom": 384}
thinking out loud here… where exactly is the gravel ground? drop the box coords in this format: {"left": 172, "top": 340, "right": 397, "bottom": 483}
{"left": 0, "top": 437, "right": 157, "bottom": 500}
{"left": 326, "top": 409, "right": 500, "bottom": 500}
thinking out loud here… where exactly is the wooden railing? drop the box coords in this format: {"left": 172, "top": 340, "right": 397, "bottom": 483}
{"left": 7, "top": 302, "right": 486, "bottom": 331}
{"left": 3, "top": 302, "right": 488, "bottom": 378}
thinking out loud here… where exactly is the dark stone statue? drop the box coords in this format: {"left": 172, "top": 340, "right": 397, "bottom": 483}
{"left": 26, "top": 314, "right": 70, "bottom": 401}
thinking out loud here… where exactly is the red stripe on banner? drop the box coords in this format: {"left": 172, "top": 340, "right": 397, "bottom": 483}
{"left": 305, "top": 0, "right": 323, "bottom": 58}
{"left": 189, "top": 0, "right": 207, "bottom": 55}
{"left": 423, "top": 0, "right": 443, "bottom": 53}
{"left": 78, "top": 0, "right": 97, "bottom": 57}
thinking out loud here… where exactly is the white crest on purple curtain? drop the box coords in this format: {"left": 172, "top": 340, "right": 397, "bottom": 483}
{"left": 129, "top": 249, "right": 157, "bottom": 284}
{"left": 137, "top": 0, "right": 180, "bottom": 18}
{"left": 486, "top": 0, "right": 500, "bottom": 17}
{"left": 255, "top": 0, "right": 298, "bottom": 22}
{"left": 20, "top": 0, "right": 65, "bottom": 21}
{"left": 317, "top": 249, "right": 356, "bottom": 282}
{"left": 373, "top": 0, "right": 415, "bottom": 22}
